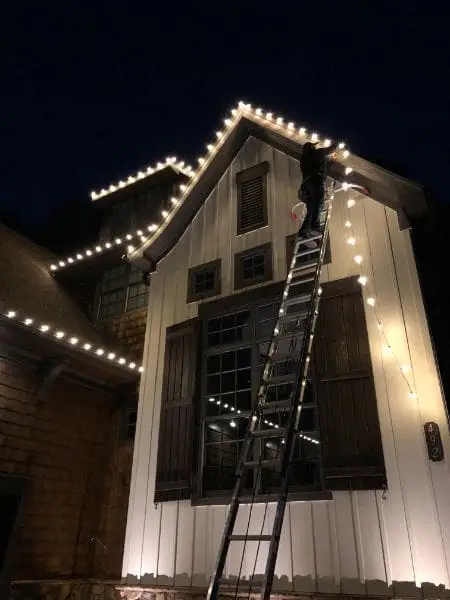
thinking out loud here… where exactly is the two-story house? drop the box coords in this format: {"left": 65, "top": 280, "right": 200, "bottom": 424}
{"left": 120, "top": 103, "right": 450, "bottom": 600}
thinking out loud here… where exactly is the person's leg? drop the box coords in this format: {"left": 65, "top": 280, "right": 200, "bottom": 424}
{"left": 298, "top": 182, "right": 313, "bottom": 235}
{"left": 310, "top": 180, "right": 325, "bottom": 232}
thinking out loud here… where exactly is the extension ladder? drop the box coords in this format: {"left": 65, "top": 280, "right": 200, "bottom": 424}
{"left": 206, "top": 181, "right": 335, "bottom": 600}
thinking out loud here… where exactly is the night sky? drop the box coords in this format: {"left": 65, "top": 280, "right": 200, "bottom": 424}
{"left": 2, "top": 2, "right": 449, "bottom": 225}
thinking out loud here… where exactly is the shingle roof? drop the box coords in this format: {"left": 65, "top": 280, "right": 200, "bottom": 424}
{"left": 0, "top": 223, "right": 103, "bottom": 345}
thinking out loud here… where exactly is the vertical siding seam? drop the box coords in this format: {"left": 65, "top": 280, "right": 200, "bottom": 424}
{"left": 361, "top": 199, "right": 417, "bottom": 585}
{"left": 375, "top": 489, "right": 392, "bottom": 586}
{"left": 310, "top": 503, "right": 318, "bottom": 593}
{"left": 173, "top": 500, "right": 180, "bottom": 586}
{"left": 287, "top": 504, "right": 294, "bottom": 591}
{"left": 350, "top": 491, "right": 365, "bottom": 586}
{"left": 190, "top": 507, "right": 197, "bottom": 586}
{"left": 385, "top": 209, "right": 450, "bottom": 587}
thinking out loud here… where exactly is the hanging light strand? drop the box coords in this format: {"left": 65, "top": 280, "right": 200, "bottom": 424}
{"left": 341, "top": 158, "right": 418, "bottom": 401}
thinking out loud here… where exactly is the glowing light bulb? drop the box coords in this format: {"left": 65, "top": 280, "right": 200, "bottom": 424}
{"left": 338, "top": 142, "right": 345, "bottom": 149}
{"left": 345, "top": 220, "right": 352, "bottom": 228}
{"left": 96, "top": 246, "right": 102, "bottom": 252}
{"left": 162, "top": 210, "right": 168, "bottom": 218}
{"left": 76, "top": 253, "right": 83, "bottom": 260}
{"left": 207, "top": 144, "right": 214, "bottom": 152}
{"left": 366, "top": 297, "right": 376, "bottom": 306}
{"left": 138, "top": 366, "right": 144, "bottom": 373}
{"left": 86, "top": 250, "right": 93, "bottom": 256}
{"left": 230, "top": 420, "right": 236, "bottom": 428}
{"left": 68, "top": 257, "right": 74, "bottom": 263}
{"left": 311, "top": 132, "right": 318, "bottom": 142}
{"left": 299, "top": 127, "right": 306, "bottom": 135}
{"left": 216, "top": 131, "right": 223, "bottom": 139}
{"left": 358, "top": 275, "right": 368, "bottom": 286}
{"left": 115, "top": 238, "right": 122, "bottom": 245}
{"left": 266, "top": 112, "right": 273, "bottom": 120}
{"left": 343, "top": 182, "right": 349, "bottom": 191}
{"left": 345, "top": 167, "right": 353, "bottom": 175}
{"left": 50, "top": 264, "right": 57, "bottom": 271}
{"left": 55, "top": 331, "right": 65, "bottom": 339}
{"left": 6, "top": 310, "right": 16, "bottom": 318}
{"left": 347, "top": 236, "right": 356, "bottom": 246}
{"left": 105, "top": 243, "right": 111, "bottom": 249}
{"left": 96, "top": 348, "right": 104, "bottom": 356}
{"left": 276, "top": 117, "right": 283, "bottom": 125}
{"left": 343, "top": 150, "right": 350, "bottom": 159}
{"left": 224, "top": 118, "right": 232, "bottom": 127}
{"left": 59, "top": 261, "right": 65, "bottom": 267}
{"left": 324, "top": 139, "right": 331, "bottom": 146}
{"left": 126, "top": 234, "right": 132, "bottom": 240}
{"left": 255, "top": 108, "right": 262, "bottom": 116}
{"left": 127, "top": 245, "right": 135, "bottom": 253}
{"left": 198, "top": 157, "right": 205, "bottom": 165}
{"left": 40, "top": 324, "right": 49, "bottom": 332}
{"left": 83, "top": 343, "right": 91, "bottom": 350}
{"left": 107, "top": 352, "right": 115, "bottom": 360}
{"left": 129, "top": 362, "right": 136, "bottom": 369}
{"left": 24, "top": 318, "right": 33, "bottom": 325}
{"left": 287, "top": 122, "right": 294, "bottom": 130}
{"left": 354, "top": 255, "right": 363, "bottom": 265}
{"left": 401, "top": 364, "right": 411, "bottom": 373}
{"left": 118, "top": 358, "right": 126, "bottom": 365}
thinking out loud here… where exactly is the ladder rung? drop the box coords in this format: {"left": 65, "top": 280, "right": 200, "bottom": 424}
{"left": 274, "top": 330, "right": 305, "bottom": 343}
{"left": 252, "top": 427, "right": 288, "bottom": 438}
{"left": 280, "top": 310, "right": 308, "bottom": 324}
{"left": 263, "top": 374, "right": 296, "bottom": 386}
{"left": 289, "top": 275, "right": 315, "bottom": 286}
{"left": 294, "top": 246, "right": 320, "bottom": 259}
{"left": 229, "top": 534, "right": 272, "bottom": 542}
{"left": 296, "top": 232, "right": 322, "bottom": 245}
{"left": 282, "top": 293, "right": 311, "bottom": 307}
{"left": 291, "top": 259, "right": 318, "bottom": 272}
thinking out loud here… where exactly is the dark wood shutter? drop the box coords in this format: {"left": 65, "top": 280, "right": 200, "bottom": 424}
{"left": 314, "top": 276, "right": 386, "bottom": 490}
{"left": 236, "top": 162, "right": 269, "bottom": 234}
{"left": 155, "top": 318, "right": 200, "bottom": 502}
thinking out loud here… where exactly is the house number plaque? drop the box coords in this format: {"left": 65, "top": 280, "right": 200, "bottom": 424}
{"left": 424, "top": 422, "right": 444, "bottom": 462}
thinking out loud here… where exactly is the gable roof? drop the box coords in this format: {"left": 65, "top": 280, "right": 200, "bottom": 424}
{"left": 128, "top": 102, "right": 427, "bottom": 271}
{"left": 0, "top": 224, "right": 141, "bottom": 377}
{"left": 0, "top": 223, "right": 103, "bottom": 343}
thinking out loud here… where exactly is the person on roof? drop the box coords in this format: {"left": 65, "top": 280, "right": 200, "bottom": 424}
{"left": 298, "top": 141, "right": 338, "bottom": 239}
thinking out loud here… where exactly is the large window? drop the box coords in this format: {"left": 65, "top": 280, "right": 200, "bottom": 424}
{"left": 154, "top": 277, "right": 386, "bottom": 504}
{"left": 98, "top": 264, "right": 149, "bottom": 319}
{"left": 199, "top": 288, "right": 322, "bottom": 500}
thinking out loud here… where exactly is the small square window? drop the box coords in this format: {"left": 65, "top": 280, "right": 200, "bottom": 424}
{"left": 187, "top": 259, "right": 221, "bottom": 303}
{"left": 234, "top": 243, "right": 273, "bottom": 290}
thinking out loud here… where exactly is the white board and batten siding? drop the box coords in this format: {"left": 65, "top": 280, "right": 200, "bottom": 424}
{"left": 123, "top": 136, "right": 450, "bottom": 597}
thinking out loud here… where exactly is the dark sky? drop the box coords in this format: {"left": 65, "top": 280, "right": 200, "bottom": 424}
{"left": 1, "top": 2, "right": 449, "bottom": 224}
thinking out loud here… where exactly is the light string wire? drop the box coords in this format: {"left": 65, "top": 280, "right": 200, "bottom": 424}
{"left": 1, "top": 308, "right": 143, "bottom": 372}
{"left": 341, "top": 158, "right": 418, "bottom": 400}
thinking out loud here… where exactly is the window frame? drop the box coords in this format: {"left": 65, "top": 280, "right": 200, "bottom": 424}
{"left": 187, "top": 259, "right": 222, "bottom": 304}
{"left": 194, "top": 283, "right": 330, "bottom": 505}
{"left": 236, "top": 162, "right": 269, "bottom": 235}
{"left": 98, "top": 263, "right": 129, "bottom": 319}
{"left": 234, "top": 243, "right": 273, "bottom": 291}
{"left": 97, "top": 263, "right": 149, "bottom": 321}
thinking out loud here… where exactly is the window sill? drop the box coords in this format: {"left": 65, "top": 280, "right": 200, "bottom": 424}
{"left": 191, "top": 490, "right": 332, "bottom": 506}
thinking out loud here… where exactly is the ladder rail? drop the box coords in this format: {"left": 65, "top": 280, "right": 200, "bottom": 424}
{"left": 206, "top": 180, "right": 335, "bottom": 600}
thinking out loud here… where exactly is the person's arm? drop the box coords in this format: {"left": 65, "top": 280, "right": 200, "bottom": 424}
{"left": 317, "top": 142, "right": 338, "bottom": 159}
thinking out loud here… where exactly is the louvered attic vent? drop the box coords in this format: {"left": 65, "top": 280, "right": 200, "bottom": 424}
{"left": 236, "top": 161, "right": 269, "bottom": 234}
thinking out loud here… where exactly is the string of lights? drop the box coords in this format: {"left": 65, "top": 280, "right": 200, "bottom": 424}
{"left": 90, "top": 156, "right": 193, "bottom": 201}
{"left": 50, "top": 101, "right": 349, "bottom": 273}
{"left": 340, "top": 159, "right": 418, "bottom": 401}
{"left": 2, "top": 308, "right": 143, "bottom": 373}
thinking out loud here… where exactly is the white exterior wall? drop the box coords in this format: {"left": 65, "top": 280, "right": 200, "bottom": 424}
{"left": 123, "top": 137, "right": 450, "bottom": 596}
